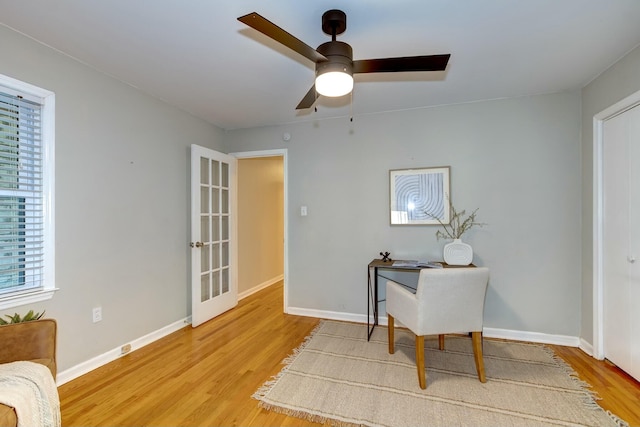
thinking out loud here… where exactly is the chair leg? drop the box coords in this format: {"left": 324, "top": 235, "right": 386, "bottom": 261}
{"left": 416, "top": 335, "right": 426, "bottom": 389}
{"left": 438, "top": 334, "right": 445, "bottom": 350}
{"left": 471, "top": 331, "right": 486, "bottom": 383}
{"left": 388, "top": 314, "right": 395, "bottom": 354}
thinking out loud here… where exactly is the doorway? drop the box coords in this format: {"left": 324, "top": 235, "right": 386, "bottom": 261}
{"left": 232, "top": 149, "right": 288, "bottom": 311}
{"left": 593, "top": 90, "right": 640, "bottom": 382}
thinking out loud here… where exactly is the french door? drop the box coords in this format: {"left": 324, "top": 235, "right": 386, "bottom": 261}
{"left": 190, "top": 145, "right": 237, "bottom": 327}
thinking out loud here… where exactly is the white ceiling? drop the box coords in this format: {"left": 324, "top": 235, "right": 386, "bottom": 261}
{"left": 2, "top": 1, "right": 640, "bottom": 130}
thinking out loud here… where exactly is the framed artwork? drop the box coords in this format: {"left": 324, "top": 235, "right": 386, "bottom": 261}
{"left": 389, "top": 166, "right": 450, "bottom": 225}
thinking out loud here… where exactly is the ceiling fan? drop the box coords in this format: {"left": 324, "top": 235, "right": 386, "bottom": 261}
{"left": 238, "top": 10, "right": 451, "bottom": 110}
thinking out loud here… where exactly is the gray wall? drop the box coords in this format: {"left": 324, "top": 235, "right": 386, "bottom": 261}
{"left": 4, "top": 16, "right": 637, "bottom": 375}
{"left": 0, "top": 25, "right": 224, "bottom": 371}
{"left": 580, "top": 45, "right": 640, "bottom": 344}
{"left": 224, "top": 91, "right": 583, "bottom": 337}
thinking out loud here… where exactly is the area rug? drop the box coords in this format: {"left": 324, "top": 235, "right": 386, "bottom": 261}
{"left": 253, "top": 320, "right": 627, "bottom": 427}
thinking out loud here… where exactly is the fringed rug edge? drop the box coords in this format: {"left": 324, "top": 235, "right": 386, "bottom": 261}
{"left": 252, "top": 320, "right": 324, "bottom": 401}
{"left": 257, "top": 400, "right": 369, "bottom": 427}
{"left": 541, "top": 344, "right": 629, "bottom": 427}
{"left": 252, "top": 320, "right": 372, "bottom": 426}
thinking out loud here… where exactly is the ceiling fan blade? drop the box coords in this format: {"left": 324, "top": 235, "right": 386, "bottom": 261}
{"left": 296, "top": 85, "right": 318, "bottom": 110}
{"left": 353, "top": 54, "right": 450, "bottom": 74}
{"left": 238, "top": 12, "right": 327, "bottom": 63}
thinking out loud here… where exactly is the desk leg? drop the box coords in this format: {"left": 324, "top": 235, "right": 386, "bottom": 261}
{"left": 367, "top": 266, "right": 372, "bottom": 340}
{"left": 367, "top": 265, "right": 378, "bottom": 341}
{"left": 374, "top": 266, "right": 379, "bottom": 326}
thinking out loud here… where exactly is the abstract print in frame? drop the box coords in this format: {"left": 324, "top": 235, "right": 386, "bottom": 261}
{"left": 390, "top": 166, "right": 450, "bottom": 225}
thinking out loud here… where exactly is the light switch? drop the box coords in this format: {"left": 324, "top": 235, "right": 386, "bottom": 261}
{"left": 301, "top": 206, "right": 308, "bottom": 216}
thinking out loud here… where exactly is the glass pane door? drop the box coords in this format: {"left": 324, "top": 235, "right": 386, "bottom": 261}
{"left": 190, "top": 145, "right": 236, "bottom": 327}
{"left": 200, "top": 157, "right": 230, "bottom": 302}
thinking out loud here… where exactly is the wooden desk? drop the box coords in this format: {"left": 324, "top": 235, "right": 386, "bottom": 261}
{"left": 367, "top": 259, "right": 474, "bottom": 340}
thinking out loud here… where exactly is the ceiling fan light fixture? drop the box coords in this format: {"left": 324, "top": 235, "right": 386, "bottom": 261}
{"left": 315, "top": 41, "right": 354, "bottom": 98}
{"left": 315, "top": 69, "right": 353, "bottom": 97}
{"left": 237, "top": 10, "right": 451, "bottom": 110}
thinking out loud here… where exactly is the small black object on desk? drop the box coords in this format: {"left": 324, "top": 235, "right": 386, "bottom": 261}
{"left": 379, "top": 251, "right": 392, "bottom": 262}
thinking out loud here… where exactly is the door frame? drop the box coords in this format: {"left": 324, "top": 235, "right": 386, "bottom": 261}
{"left": 592, "top": 89, "right": 640, "bottom": 359}
{"left": 230, "top": 149, "right": 289, "bottom": 312}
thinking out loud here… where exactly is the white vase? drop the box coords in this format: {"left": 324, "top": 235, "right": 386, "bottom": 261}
{"left": 443, "top": 239, "right": 473, "bottom": 265}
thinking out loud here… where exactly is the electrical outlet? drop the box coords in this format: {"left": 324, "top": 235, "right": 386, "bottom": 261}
{"left": 121, "top": 344, "right": 132, "bottom": 354}
{"left": 92, "top": 307, "right": 102, "bottom": 323}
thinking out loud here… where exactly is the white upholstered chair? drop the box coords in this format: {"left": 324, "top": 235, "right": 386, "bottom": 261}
{"left": 386, "top": 267, "right": 490, "bottom": 389}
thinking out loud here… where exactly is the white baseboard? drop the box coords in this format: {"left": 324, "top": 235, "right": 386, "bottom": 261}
{"left": 238, "top": 274, "right": 283, "bottom": 301}
{"left": 482, "top": 327, "right": 580, "bottom": 347}
{"left": 287, "top": 307, "right": 581, "bottom": 347}
{"left": 286, "top": 307, "right": 367, "bottom": 324}
{"left": 579, "top": 338, "right": 594, "bottom": 357}
{"left": 56, "top": 307, "right": 585, "bottom": 386}
{"left": 56, "top": 317, "right": 190, "bottom": 385}
{"left": 57, "top": 277, "right": 282, "bottom": 387}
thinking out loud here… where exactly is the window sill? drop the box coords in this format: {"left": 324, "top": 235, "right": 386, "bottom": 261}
{"left": 0, "top": 288, "right": 59, "bottom": 311}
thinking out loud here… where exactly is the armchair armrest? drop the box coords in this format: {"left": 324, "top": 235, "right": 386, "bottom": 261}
{"left": 386, "top": 280, "right": 419, "bottom": 332}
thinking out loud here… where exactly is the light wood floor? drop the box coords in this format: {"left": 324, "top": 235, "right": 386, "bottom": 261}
{"left": 59, "top": 282, "right": 640, "bottom": 426}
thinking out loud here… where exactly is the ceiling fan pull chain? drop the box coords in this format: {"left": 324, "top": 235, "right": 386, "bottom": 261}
{"left": 350, "top": 91, "right": 353, "bottom": 122}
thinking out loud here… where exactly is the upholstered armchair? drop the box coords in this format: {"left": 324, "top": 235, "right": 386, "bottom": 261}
{"left": 0, "top": 319, "right": 58, "bottom": 427}
{"left": 386, "top": 267, "right": 490, "bottom": 389}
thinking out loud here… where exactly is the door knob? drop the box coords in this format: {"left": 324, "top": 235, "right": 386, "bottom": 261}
{"left": 190, "top": 242, "right": 204, "bottom": 248}
{"left": 628, "top": 256, "right": 636, "bottom": 263}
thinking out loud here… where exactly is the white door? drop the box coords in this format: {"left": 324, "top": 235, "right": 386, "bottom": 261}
{"left": 603, "top": 105, "right": 640, "bottom": 381}
{"left": 190, "top": 144, "right": 237, "bottom": 327}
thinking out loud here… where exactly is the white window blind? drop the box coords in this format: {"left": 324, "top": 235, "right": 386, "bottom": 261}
{"left": 0, "top": 91, "right": 44, "bottom": 294}
{"left": 0, "top": 75, "right": 54, "bottom": 309}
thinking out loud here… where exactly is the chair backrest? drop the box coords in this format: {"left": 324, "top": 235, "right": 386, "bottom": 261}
{"left": 414, "top": 267, "right": 489, "bottom": 336}
{"left": 0, "top": 319, "right": 57, "bottom": 379}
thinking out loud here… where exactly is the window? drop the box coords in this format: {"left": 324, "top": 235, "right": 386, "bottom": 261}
{"left": 0, "top": 74, "right": 55, "bottom": 310}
